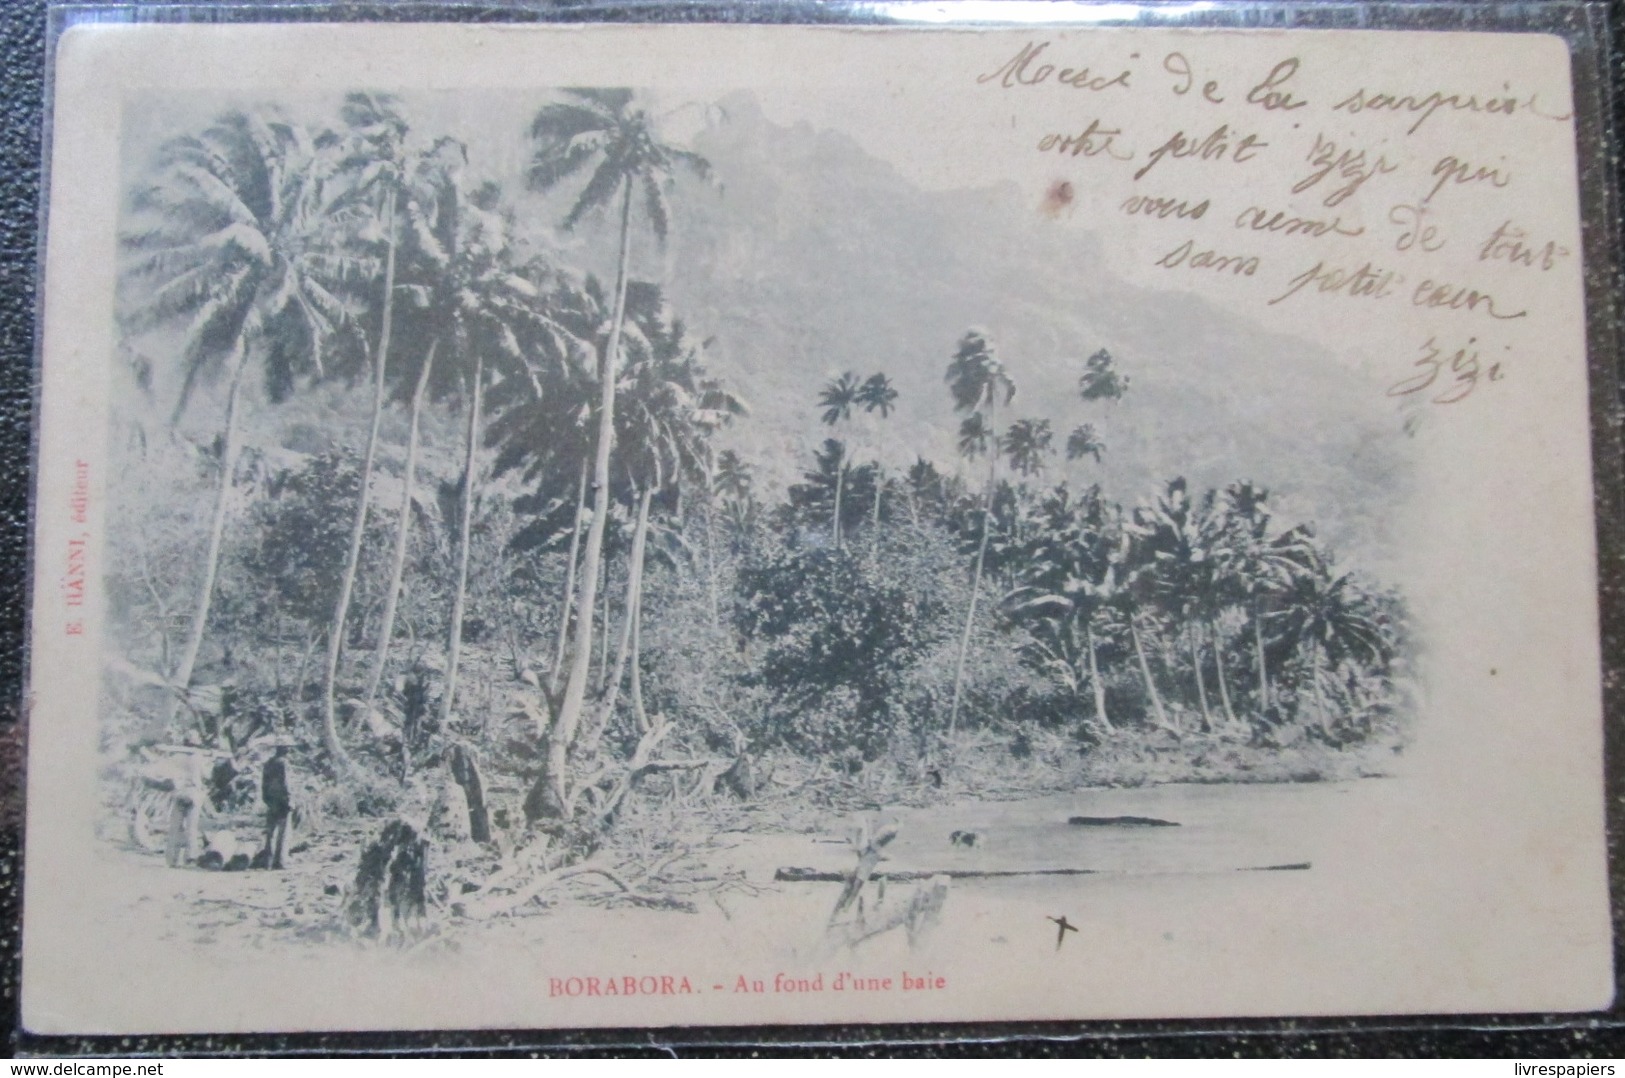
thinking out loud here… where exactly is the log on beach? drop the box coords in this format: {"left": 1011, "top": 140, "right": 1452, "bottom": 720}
{"left": 776, "top": 862, "right": 1312, "bottom": 883}
{"left": 1066, "top": 815, "right": 1180, "bottom": 827}
{"left": 779, "top": 866, "right": 1102, "bottom": 883}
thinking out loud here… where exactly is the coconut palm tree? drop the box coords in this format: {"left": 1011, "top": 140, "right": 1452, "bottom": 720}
{"left": 587, "top": 295, "right": 743, "bottom": 745}
{"left": 319, "top": 92, "right": 411, "bottom": 765}
{"left": 366, "top": 144, "right": 571, "bottom": 756}
{"left": 1067, "top": 347, "right": 1125, "bottom": 476}
{"left": 1212, "top": 483, "right": 1317, "bottom": 722}
{"left": 487, "top": 274, "right": 638, "bottom": 696}
{"left": 944, "top": 330, "right": 1016, "bottom": 744}
{"left": 1131, "top": 478, "right": 1218, "bottom": 733}
{"left": 856, "top": 373, "right": 899, "bottom": 552}
{"left": 328, "top": 101, "right": 473, "bottom": 726}
{"left": 524, "top": 88, "right": 711, "bottom": 823}
{"left": 427, "top": 177, "right": 571, "bottom": 738}
{"left": 713, "top": 449, "right": 758, "bottom": 558}
{"left": 1066, "top": 424, "right": 1105, "bottom": 464}
{"left": 1003, "top": 484, "right": 1120, "bottom": 734}
{"left": 1001, "top": 418, "right": 1054, "bottom": 479}
{"left": 1275, "top": 565, "right": 1389, "bottom": 735}
{"left": 1191, "top": 488, "right": 1243, "bottom": 729}
{"left": 1117, "top": 522, "right": 1175, "bottom": 734}
{"left": 121, "top": 109, "right": 367, "bottom": 740}
{"left": 817, "top": 371, "right": 862, "bottom": 548}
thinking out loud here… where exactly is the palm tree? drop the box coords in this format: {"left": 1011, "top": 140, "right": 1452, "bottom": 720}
{"left": 817, "top": 371, "right": 862, "bottom": 548}
{"left": 319, "top": 92, "right": 411, "bottom": 766}
{"left": 957, "top": 413, "right": 994, "bottom": 461}
{"left": 1212, "top": 483, "right": 1316, "bottom": 722}
{"left": 363, "top": 143, "right": 571, "bottom": 757}
{"left": 1003, "top": 484, "right": 1120, "bottom": 735}
{"left": 486, "top": 274, "right": 635, "bottom": 697}
{"left": 525, "top": 88, "right": 711, "bottom": 823}
{"left": 431, "top": 177, "right": 570, "bottom": 738}
{"left": 713, "top": 449, "right": 758, "bottom": 559}
{"left": 856, "top": 373, "right": 899, "bottom": 553}
{"left": 335, "top": 108, "right": 479, "bottom": 725}
{"left": 1000, "top": 418, "right": 1054, "bottom": 479}
{"left": 903, "top": 456, "right": 949, "bottom": 526}
{"left": 1117, "top": 523, "right": 1175, "bottom": 734}
{"left": 1066, "top": 423, "right": 1105, "bottom": 464}
{"left": 1192, "top": 488, "right": 1243, "bottom": 729}
{"left": 1276, "top": 565, "right": 1389, "bottom": 734}
{"left": 1078, "top": 348, "right": 1129, "bottom": 401}
{"left": 1132, "top": 478, "right": 1218, "bottom": 732}
{"left": 1068, "top": 346, "right": 1125, "bottom": 475}
{"left": 997, "top": 418, "right": 1054, "bottom": 567}
{"left": 121, "top": 109, "right": 365, "bottom": 741}
{"left": 585, "top": 296, "right": 743, "bottom": 748}
{"left": 714, "top": 449, "right": 753, "bottom": 502}
{"left": 944, "top": 330, "right": 1016, "bottom": 744}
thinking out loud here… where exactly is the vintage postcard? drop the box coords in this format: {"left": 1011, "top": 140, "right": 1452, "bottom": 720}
{"left": 22, "top": 18, "right": 1612, "bottom": 1033}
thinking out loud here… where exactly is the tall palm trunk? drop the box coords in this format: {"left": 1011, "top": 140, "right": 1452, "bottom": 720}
{"left": 597, "top": 555, "right": 611, "bottom": 690}
{"left": 1309, "top": 641, "right": 1331, "bottom": 733}
{"left": 1130, "top": 613, "right": 1172, "bottom": 732}
{"left": 628, "top": 563, "right": 650, "bottom": 734}
{"left": 551, "top": 459, "right": 589, "bottom": 694}
{"left": 1085, "top": 621, "right": 1113, "bottom": 733}
{"left": 1215, "top": 621, "right": 1235, "bottom": 728}
{"left": 582, "top": 485, "right": 653, "bottom": 756}
{"left": 1253, "top": 603, "right": 1271, "bottom": 716}
{"left": 1187, "top": 621, "right": 1214, "bottom": 732}
{"left": 440, "top": 351, "right": 484, "bottom": 729}
{"left": 703, "top": 458, "right": 720, "bottom": 628}
{"left": 831, "top": 442, "right": 846, "bottom": 548}
{"left": 321, "top": 190, "right": 397, "bottom": 768}
{"left": 598, "top": 487, "right": 652, "bottom": 727}
{"left": 947, "top": 410, "right": 999, "bottom": 743}
{"left": 533, "top": 180, "right": 634, "bottom": 822}
{"left": 1211, "top": 618, "right": 1238, "bottom": 727}
{"left": 870, "top": 470, "right": 883, "bottom": 557}
{"left": 171, "top": 338, "right": 251, "bottom": 718}
{"left": 362, "top": 340, "right": 436, "bottom": 715}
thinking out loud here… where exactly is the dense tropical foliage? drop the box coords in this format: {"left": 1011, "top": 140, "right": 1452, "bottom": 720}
{"left": 107, "top": 92, "right": 1414, "bottom": 897}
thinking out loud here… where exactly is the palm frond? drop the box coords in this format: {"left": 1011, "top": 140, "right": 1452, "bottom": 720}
{"left": 642, "top": 172, "right": 670, "bottom": 244}
{"left": 562, "top": 154, "right": 627, "bottom": 231}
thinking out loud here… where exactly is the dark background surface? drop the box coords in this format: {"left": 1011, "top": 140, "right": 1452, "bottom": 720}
{"left": 3, "top": 0, "right": 1625, "bottom": 1058}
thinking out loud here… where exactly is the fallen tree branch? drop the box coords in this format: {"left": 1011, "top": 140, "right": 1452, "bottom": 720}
{"left": 594, "top": 721, "right": 672, "bottom": 826}
{"left": 636, "top": 758, "right": 725, "bottom": 772}
{"left": 462, "top": 860, "right": 684, "bottom": 919}
{"left": 607, "top": 892, "right": 698, "bottom": 913}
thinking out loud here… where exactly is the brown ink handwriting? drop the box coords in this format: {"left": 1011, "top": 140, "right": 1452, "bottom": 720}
{"left": 1133, "top": 124, "right": 1267, "bottom": 182}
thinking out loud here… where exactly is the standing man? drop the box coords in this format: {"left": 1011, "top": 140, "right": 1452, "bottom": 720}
{"left": 260, "top": 739, "right": 293, "bottom": 870}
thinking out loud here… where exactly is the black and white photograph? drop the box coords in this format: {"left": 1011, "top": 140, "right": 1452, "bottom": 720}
{"left": 22, "top": 21, "right": 1612, "bottom": 1032}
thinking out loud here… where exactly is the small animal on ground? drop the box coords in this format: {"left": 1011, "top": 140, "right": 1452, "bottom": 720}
{"left": 949, "top": 830, "right": 979, "bottom": 848}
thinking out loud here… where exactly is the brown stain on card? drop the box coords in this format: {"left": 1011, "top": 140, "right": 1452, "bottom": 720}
{"left": 1041, "top": 179, "right": 1075, "bottom": 219}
